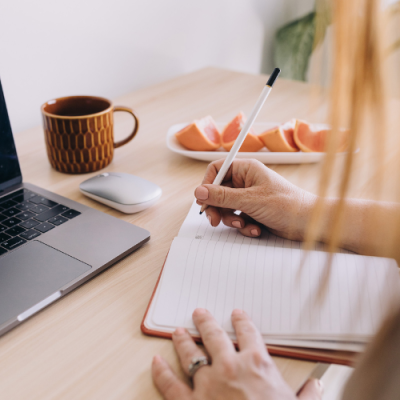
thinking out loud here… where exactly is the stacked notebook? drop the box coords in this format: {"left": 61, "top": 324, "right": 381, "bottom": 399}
{"left": 142, "top": 201, "right": 400, "bottom": 365}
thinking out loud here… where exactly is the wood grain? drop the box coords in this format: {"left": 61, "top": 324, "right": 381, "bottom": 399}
{"left": 0, "top": 67, "right": 359, "bottom": 399}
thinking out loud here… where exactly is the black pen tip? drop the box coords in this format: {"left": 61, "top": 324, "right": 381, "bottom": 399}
{"left": 199, "top": 211, "right": 203, "bottom": 215}
{"left": 266, "top": 68, "right": 281, "bottom": 87}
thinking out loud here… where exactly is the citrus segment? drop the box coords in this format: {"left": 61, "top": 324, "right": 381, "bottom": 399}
{"left": 221, "top": 112, "right": 264, "bottom": 152}
{"left": 293, "top": 120, "right": 349, "bottom": 152}
{"left": 258, "top": 120, "right": 299, "bottom": 152}
{"left": 222, "top": 133, "right": 264, "bottom": 152}
{"left": 281, "top": 119, "right": 298, "bottom": 150}
{"left": 175, "top": 116, "right": 221, "bottom": 151}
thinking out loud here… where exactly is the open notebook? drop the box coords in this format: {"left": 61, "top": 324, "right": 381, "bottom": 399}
{"left": 142, "top": 201, "right": 400, "bottom": 364}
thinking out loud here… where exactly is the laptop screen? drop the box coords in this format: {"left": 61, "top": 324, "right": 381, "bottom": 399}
{"left": 0, "top": 79, "right": 22, "bottom": 191}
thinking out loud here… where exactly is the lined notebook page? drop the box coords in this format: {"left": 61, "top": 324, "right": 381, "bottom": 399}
{"left": 153, "top": 236, "right": 400, "bottom": 341}
{"left": 178, "top": 201, "right": 351, "bottom": 253}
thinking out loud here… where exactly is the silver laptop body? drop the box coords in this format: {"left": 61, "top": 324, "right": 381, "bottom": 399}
{"left": 0, "top": 78, "right": 150, "bottom": 336}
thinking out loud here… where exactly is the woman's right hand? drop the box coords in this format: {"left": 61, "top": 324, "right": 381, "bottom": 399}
{"left": 194, "top": 159, "right": 317, "bottom": 241}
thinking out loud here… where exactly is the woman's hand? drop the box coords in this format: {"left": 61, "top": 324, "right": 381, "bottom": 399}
{"left": 152, "top": 308, "right": 323, "bottom": 400}
{"left": 194, "top": 159, "right": 316, "bottom": 240}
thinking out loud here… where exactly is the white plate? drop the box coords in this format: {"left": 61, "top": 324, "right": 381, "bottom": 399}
{"left": 166, "top": 122, "right": 341, "bottom": 164}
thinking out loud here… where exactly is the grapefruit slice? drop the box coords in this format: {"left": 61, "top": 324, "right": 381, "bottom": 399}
{"left": 221, "top": 112, "right": 264, "bottom": 152}
{"left": 175, "top": 116, "right": 221, "bottom": 151}
{"left": 258, "top": 119, "right": 299, "bottom": 152}
{"left": 293, "top": 120, "right": 349, "bottom": 152}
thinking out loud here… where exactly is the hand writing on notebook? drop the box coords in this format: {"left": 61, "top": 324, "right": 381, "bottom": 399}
{"left": 195, "top": 159, "right": 400, "bottom": 256}
{"left": 152, "top": 308, "right": 322, "bottom": 400}
{"left": 194, "top": 159, "right": 316, "bottom": 240}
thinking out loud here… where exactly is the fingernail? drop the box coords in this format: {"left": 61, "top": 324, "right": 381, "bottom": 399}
{"left": 317, "top": 380, "right": 324, "bottom": 392}
{"left": 174, "top": 327, "right": 186, "bottom": 336}
{"left": 207, "top": 215, "right": 212, "bottom": 226}
{"left": 194, "top": 308, "right": 207, "bottom": 315}
{"left": 195, "top": 186, "right": 209, "bottom": 200}
{"left": 232, "top": 309, "right": 243, "bottom": 315}
{"left": 232, "top": 220, "right": 242, "bottom": 228}
{"left": 251, "top": 229, "right": 259, "bottom": 236}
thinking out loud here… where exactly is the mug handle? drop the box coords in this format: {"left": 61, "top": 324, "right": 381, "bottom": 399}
{"left": 112, "top": 106, "right": 140, "bottom": 148}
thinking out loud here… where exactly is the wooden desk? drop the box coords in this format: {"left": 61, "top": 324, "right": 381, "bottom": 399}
{"left": 0, "top": 67, "right": 353, "bottom": 399}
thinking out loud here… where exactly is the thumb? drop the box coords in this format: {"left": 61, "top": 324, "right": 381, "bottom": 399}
{"left": 194, "top": 184, "right": 249, "bottom": 211}
{"left": 297, "top": 379, "right": 324, "bottom": 400}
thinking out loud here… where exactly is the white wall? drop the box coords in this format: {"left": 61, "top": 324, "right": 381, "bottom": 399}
{"left": 0, "top": 0, "right": 314, "bottom": 133}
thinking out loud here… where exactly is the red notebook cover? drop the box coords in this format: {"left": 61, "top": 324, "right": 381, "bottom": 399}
{"left": 141, "top": 254, "right": 358, "bottom": 367}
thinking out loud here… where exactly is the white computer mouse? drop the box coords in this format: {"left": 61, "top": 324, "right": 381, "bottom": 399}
{"left": 79, "top": 172, "right": 162, "bottom": 214}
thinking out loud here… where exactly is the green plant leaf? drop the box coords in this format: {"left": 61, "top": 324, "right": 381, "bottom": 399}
{"left": 274, "top": 12, "right": 316, "bottom": 81}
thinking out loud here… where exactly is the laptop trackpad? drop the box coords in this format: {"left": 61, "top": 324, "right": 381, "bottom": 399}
{"left": 0, "top": 241, "right": 91, "bottom": 326}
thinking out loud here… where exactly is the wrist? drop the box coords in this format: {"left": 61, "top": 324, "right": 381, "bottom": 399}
{"left": 304, "top": 196, "right": 342, "bottom": 245}
{"left": 294, "top": 191, "right": 319, "bottom": 241}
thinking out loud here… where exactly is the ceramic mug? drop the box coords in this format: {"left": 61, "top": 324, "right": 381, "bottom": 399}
{"left": 41, "top": 95, "right": 139, "bottom": 174}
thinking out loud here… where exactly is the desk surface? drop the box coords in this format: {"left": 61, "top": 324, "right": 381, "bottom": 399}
{"left": 0, "top": 67, "right": 358, "bottom": 399}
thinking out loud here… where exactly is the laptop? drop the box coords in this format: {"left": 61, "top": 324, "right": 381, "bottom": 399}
{"left": 0, "top": 78, "right": 150, "bottom": 336}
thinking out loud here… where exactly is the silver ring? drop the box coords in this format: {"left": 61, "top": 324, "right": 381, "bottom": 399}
{"left": 188, "top": 356, "right": 209, "bottom": 377}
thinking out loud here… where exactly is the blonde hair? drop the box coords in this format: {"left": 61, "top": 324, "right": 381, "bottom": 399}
{"left": 306, "top": 0, "right": 394, "bottom": 256}
{"left": 307, "top": 0, "right": 400, "bottom": 396}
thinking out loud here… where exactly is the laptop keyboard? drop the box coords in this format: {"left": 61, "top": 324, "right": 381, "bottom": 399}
{"left": 0, "top": 189, "right": 81, "bottom": 256}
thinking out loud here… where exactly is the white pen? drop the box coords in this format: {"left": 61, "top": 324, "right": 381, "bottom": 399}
{"left": 200, "top": 67, "right": 281, "bottom": 215}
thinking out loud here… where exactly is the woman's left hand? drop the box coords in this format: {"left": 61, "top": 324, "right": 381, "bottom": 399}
{"left": 152, "top": 308, "right": 323, "bottom": 400}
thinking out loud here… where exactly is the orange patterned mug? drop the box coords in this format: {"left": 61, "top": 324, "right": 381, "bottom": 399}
{"left": 41, "top": 95, "right": 139, "bottom": 174}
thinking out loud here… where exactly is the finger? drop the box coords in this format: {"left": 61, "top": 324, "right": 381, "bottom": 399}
{"left": 220, "top": 209, "right": 245, "bottom": 229}
{"left": 152, "top": 355, "right": 193, "bottom": 400}
{"left": 297, "top": 379, "right": 324, "bottom": 400}
{"left": 172, "top": 328, "right": 209, "bottom": 376}
{"left": 192, "top": 308, "right": 235, "bottom": 358}
{"left": 238, "top": 213, "right": 262, "bottom": 238}
{"left": 195, "top": 184, "right": 250, "bottom": 211}
{"left": 201, "top": 159, "right": 234, "bottom": 185}
{"left": 219, "top": 209, "right": 262, "bottom": 237}
{"left": 197, "top": 203, "right": 261, "bottom": 236}
{"left": 205, "top": 206, "right": 222, "bottom": 227}
{"left": 238, "top": 223, "right": 261, "bottom": 238}
{"left": 196, "top": 183, "right": 233, "bottom": 206}
{"left": 196, "top": 181, "right": 233, "bottom": 211}
{"left": 222, "top": 181, "right": 234, "bottom": 188}
{"left": 231, "top": 309, "right": 270, "bottom": 355}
